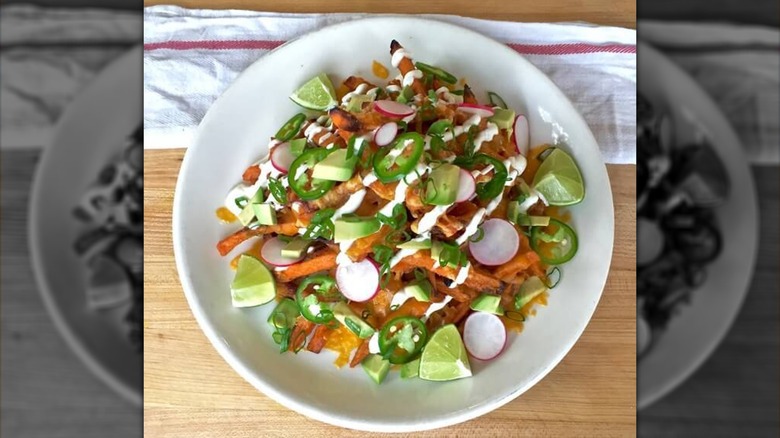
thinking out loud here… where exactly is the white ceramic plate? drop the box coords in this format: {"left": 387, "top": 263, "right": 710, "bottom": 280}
{"left": 174, "top": 17, "right": 614, "bottom": 432}
{"left": 28, "top": 47, "right": 143, "bottom": 406}
{"left": 637, "top": 42, "right": 759, "bottom": 409}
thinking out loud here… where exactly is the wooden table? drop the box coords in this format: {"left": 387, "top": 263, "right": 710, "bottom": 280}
{"left": 140, "top": 1, "right": 637, "bottom": 435}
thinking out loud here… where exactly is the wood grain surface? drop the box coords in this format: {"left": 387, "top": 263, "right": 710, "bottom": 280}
{"left": 0, "top": 150, "right": 142, "bottom": 438}
{"left": 142, "top": 0, "right": 637, "bottom": 29}
{"left": 143, "top": 149, "right": 637, "bottom": 436}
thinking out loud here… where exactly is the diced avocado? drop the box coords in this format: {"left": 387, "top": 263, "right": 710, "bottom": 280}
{"left": 267, "top": 298, "right": 300, "bottom": 329}
{"left": 237, "top": 203, "right": 257, "bottom": 226}
{"left": 396, "top": 86, "right": 414, "bottom": 104}
{"left": 397, "top": 238, "right": 432, "bottom": 250}
{"left": 489, "top": 108, "right": 516, "bottom": 130}
{"left": 400, "top": 358, "right": 420, "bottom": 379}
{"left": 252, "top": 203, "right": 277, "bottom": 225}
{"left": 515, "top": 213, "right": 550, "bottom": 227}
{"left": 515, "top": 276, "right": 547, "bottom": 310}
{"left": 431, "top": 241, "right": 458, "bottom": 268}
{"left": 333, "top": 216, "right": 381, "bottom": 242}
{"left": 362, "top": 354, "right": 391, "bottom": 384}
{"left": 281, "top": 238, "right": 311, "bottom": 258}
{"left": 311, "top": 148, "right": 357, "bottom": 182}
{"left": 470, "top": 293, "right": 504, "bottom": 315}
{"left": 346, "top": 94, "right": 373, "bottom": 112}
{"left": 333, "top": 301, "right": 375, "bottom": 339}
{"left": 289, "top": 138, "right": 307, "bottom": 156}
{"left": 404, "top": 280, "right": 432, "bottom": 302}
{"left": 231, "top": 254, "right": 276, "bottom": 307}
{"left": 424, "top": 164, "right": 460, "bottom": 205}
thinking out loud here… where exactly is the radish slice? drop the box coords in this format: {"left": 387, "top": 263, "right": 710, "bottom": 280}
{"left": 464, "top": 312, "right": 507, "bottom": 360}
{"left": 373, "top": 122, "right": 398, "bottom": 147}
{"left": 458, "top": 103, "right": 495, "bottom": 118}
{"left": 270, "top": 142, "right": 295, "bottom": 173}
{"left": 455, "top": 168, "right": 476, "bottom": 202}
{"left": 468, "top": 218, "right": 519, "bottom": 266}
{"left": 260, "top": 237, "right": 303, "bottom": 267}
{"left": 374, "top": 100, "right": 415, "bottom": 118}
{"left": 514, "top": 115, "right": 529, "bottom": 156}
{"left": 336, "top": 257, "right": 380, "bottom": 302}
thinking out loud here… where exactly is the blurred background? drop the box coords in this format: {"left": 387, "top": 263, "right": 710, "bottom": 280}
{"left": 637, "top": 0, "right": 778, "bottom": 436}
{"left": 0, "top": 2, "right": 142, "bottom": 437}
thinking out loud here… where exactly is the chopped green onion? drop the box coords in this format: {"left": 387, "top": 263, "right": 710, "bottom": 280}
{"left": 427, "top": 89, "right": 438, "bottom": 103}
{"left": 427, "top": 120, "right": 453, "bottom": 137}
{"left": 234, "top": 196, "right": 249, "bottom": 209}
{"left": 468, "top": 227, "right": 485, "bottom": 243}
{"left": 376, "top": 203, "right": 408, "bottom": 230}
{"left": 487, "top": 91, "right": 508, "bottom": 109}
{"left": 302, "top": 208, "right": 335, "bottom": 240}
{"left": 414, "top": 62, "right": 457, "bottom": 84}
{"left": 505, "top": 310, "right": 526, "bottom": 322}
{"left": 267, "top": 178, "right": 288, "bottom": 204}
{"left": 544, "top": 267, "right": 562, "bottom": 289}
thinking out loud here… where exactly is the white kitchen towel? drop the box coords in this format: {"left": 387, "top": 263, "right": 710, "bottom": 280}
{"left": 143, "top": 6, "right": 637, "bottom": 164}
{"left": 640, "top": 20, "right": 779, "bottom": 165}
{"left": 0, "top": 4, "right": 141, "bottom": 149}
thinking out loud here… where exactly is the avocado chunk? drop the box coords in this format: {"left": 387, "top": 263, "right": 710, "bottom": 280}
{"left": 346, "top": 94, "right": 374, "bottom": 112}
{"left": 237, "top": 203, "right": 257, "bottom": 226}
{"left": 332, "top": 301, "right": 375, "bottom": 339}
{"left": 267, "top": 298, "right": 300, "bottom": 329}
{"left": 231, "top": 254, "right": 276, "bottom": 307}
{"left": 396, "top": 237, "right": 432, "bottom": 250}
{"left": 400, "top": 358, "right": 420, "bottom": 379}
{"left": 281, "top": 237, "right": 311, "bottom": 258}
{"left": 362, "top": 354, "right": 391, "bottom": 384}
{"left": 252, "top": 203, "right": 277, "bottom": 226}
{"left": 404, "top": 280, "right": 432, "bottom": 302}
{"left": 515, "top": 276, "right": 547, "bottom": 310}
{"left": 311, "top": 148, "right": 357, "bottom": 182}
{"left": 424, "top": 164, "right": 460, "bottom": 205}
{"left": 507, "top": 199, "right": 549, "bottom": 227}
{"left": 489, "top": 108, "right": 516, "bottom": 130}
{"left": 396, "top": 86, "right": 414, "bottom": 104}
{"left": 470, "top": 293, "right": 504, "bottom": 315}
{"left": 333, "top": 216, "right": 381, "bottom": 242}
{"left": 289, "top": 138, "right": 307, "bottom": 156}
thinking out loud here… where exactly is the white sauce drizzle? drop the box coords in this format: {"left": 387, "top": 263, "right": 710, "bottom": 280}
{"left": 451, "top": 262, "right": 471, "bottom": 287}
{"left": 423, "top": 295, "right": 454, "bottom": 320}
{"left": 386, "top": 84, "right": 402, "bottom": 94}
{"left": 455, "top": 209, "right": 487, "bottom": 245}
{"left": 391, "top": 48, "right": 409, "bottom": 68}
{"left": 417, "top": 204, "right": 452, "bottom": 234}
{"left": 368, "top": 332, "right": 381, "bottom": 354}
{"left": 472, "top": 122, "right": 499, "bottom": 153}
{"left": 332, "top": 189, "right": 366, "bottom": 221}
{"left": 402, "top": 70, "right": 423, "bottom": 87}
{"left": 390, "top": 289, "right": 412, "bottom": 309}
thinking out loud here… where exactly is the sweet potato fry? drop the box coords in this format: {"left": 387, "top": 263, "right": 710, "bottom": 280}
{"left": 493, "top": 250, "right": 541, "bottom": 281}
{"left": 329, "top": 107, "right": 362, "bottom": 132}
{"left": 390, "top": 40, "right": 426, "bottom": 96}
{"left": 275, "top": 282, "right": 296, "bottom": 300}
{"left": 434, "top": 277, "right": 479, "bottom": 303}
{"left": 393, "top": 252, "right": 503, "bottom": 292}
{"left": 367, "top": 180, "right": 397, "bottom": 201}
{"left": 309, "top": 174, "right": 363, "bottom": 210}
{"left": 350, "top": 339, "right": 370, "bottom": 368}
{"left": 289, "top": 317, "right": 315, "bottom": 352}
{"left": 276, "top": 250, "right": 338, "bottom": 282}
{"left": 217, "top": 224, "right": 299, "bottom": 256}
{"left": 463, "top": 84, "right": 478, "bottom": 105}
{"left": 307, "top": 325, "right": 331, "bottom": 353}
{"left": 242, "top": 164, "right": 260, "bottom": 184}
{"left": 344, "top": 76, "right": 376, "bottom": 90}
{"left": 346, "top": 225, "right": 392, "bottom": 261}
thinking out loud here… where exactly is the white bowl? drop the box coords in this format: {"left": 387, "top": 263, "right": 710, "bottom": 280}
{"left": 28, "top": 47, "right": 143, "bottom": 405}
{"left": 173, "top": 17, "right": 614, "bottom": 432}
{"left": 637, "top": 42, "right": 758, "bottom": 409}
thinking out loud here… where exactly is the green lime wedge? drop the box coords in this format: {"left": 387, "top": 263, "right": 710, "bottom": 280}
{"left": 532, "top": 148, "right": 585, "bottom": 206}
{"left": 419, "top": 324, "right": 472, "bottom": 381}
{"left": 230, "top": 254, "right": 276, "bottom": 307}
{"left": 289, "top": 73, "right": 338, "bottom": 111}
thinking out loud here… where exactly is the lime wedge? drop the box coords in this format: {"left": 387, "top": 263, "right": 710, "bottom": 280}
{"left": 419, "top": 324, "right": 472, "bottom": 381}
{"left": 532, "top": 148, "right": 585, "bottom": 206}
{"left": 230, "top": 254, "right": 276, "bottom": 307}
{"left": 289, "top": 73, "right": 338, "bottom": 111}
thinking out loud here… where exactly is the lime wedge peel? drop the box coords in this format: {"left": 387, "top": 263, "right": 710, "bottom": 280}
{"left": 532, "top": 147, "right": 585, "bottom": 207}
{"left": 419, "top": 324, "right": 472, "bottom": 382}
{"left": 289, "top": 73, "right": 338, "bottom": 111}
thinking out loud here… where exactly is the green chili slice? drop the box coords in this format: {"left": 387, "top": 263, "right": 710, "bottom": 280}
{"left": 295, "top": 275, "right": 340, "bottom": 324}
{"left": 414, "top": 62, "right": 457, "bottom": 84}
{"left": 288, "top": 148, "right": 336, "bottom": 201}
{"left": 372, "top": 132, "right": 424, "bottom": 183}
{"left": 487, "top": 91, "right": 508, "bottom": 109}
{"left": 454, "top": 153, "right": 508, "bottom": 201}
{"left": 530, "top": 218, "right": 578, "bottom": 265}
{"left": 378, "top": 316, "right": 428, "bottom": 364}
{"left": 275, "top": 113, "right": 306, "bottom": 142}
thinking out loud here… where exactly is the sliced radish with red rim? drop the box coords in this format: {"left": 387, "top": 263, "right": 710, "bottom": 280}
{"left": 458, "top": 103, "right": 495, "bottom": 118}
{"left": 336, "top": 257, "right": 380, "bottom": 302}
{"left": 463, "top": 312, "right": 507, "bottom": 360}
{"left": 514, "top": 115, "right": 529, "bottom": 156}
{"left": 455, "top": 168, "right": 476, "bottom": 202}
{"left": 270, "top": 142, "right": 295, "bottom": 173}
{"left": 374, "top": 100, "right": 415, "bottom": 119}
{"left": 468, "top": 218, "right": 519, "bottom": 266}
{"left": 373, "top": 122, "right": 398, "bottom": 147}
{"left": 260, "top": 236, "right": 303, "bottom": 267}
